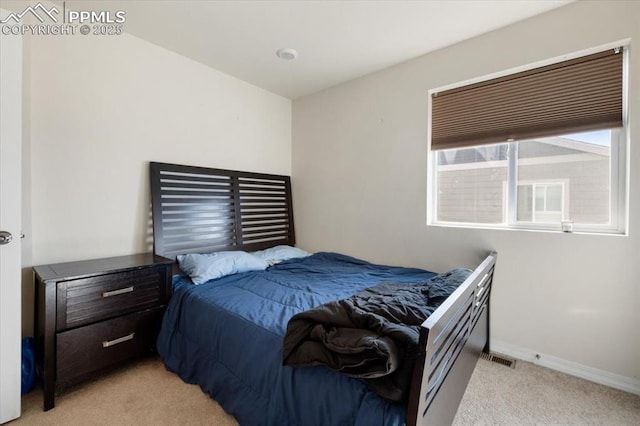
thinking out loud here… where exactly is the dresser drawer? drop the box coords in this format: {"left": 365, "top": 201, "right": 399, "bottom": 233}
{"left": 56, "top": 306, "right": 163, "bottom": 391}
{"left": 56, "top": 266, "right": 168, "bottom": 330}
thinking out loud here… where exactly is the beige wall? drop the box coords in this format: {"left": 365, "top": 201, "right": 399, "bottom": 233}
{"left": 22, "top": 31, "right": 291, "bottom": 334}
{"left": 292, "top": 0, "right": 640, "bottom": 385}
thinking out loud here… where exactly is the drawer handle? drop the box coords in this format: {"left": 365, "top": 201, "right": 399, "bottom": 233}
{"left": 102, "top": 286, "right": 134, "bottom": 298}
{"left": 102, "top": 332, "right": 135, "bottom": 348}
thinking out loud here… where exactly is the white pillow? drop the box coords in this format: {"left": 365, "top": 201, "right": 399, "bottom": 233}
{"left": 177, "top": 251, "right": 269, "bottom": 285}
{"left": 251, "top": 245, "right": 310, "bottom": 265}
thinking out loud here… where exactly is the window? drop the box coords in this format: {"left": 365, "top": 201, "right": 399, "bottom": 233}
{"left": 517, "top": 182, "right": 565, "bottom": 224}
{"left": 435, "top": 144, "right": 508, "bottom": 224}
{"left": 429, "top": 47, "right": 627, "bottom": 234}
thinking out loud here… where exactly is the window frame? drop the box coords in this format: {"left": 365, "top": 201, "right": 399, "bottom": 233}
{"left": 426, "top": 42, "right": 629, "bottom": 236}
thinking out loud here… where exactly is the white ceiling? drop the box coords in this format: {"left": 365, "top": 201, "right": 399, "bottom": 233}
{"left": 16, "top": 0, "right": 573, "bottom": 99}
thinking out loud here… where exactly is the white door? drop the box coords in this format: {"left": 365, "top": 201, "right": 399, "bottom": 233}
{"left": 0, "top": 11, "right": 23, "bottom": 424}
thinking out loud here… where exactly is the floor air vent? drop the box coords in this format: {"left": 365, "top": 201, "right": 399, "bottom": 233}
{"left": 480, "top": 352, "right": 516, "bottom": 369}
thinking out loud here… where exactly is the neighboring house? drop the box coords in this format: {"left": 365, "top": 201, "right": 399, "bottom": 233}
{"left": 437, "top": 137, "right": 610, "bottom": 225}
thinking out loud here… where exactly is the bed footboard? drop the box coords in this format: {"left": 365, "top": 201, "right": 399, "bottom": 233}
{"left": 407, "top": 252, "right": 497, "bottom": 426}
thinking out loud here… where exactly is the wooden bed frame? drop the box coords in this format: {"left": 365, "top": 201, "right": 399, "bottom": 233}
{"left": 150, "top": 161, "right": 496, "bottom": 426}
{"left": 150, "top": 162, "right": 295, "bottom": 259}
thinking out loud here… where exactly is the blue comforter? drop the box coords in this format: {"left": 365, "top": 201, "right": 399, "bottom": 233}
{"left": 157, "top": 252, "right": 436, "bottom": 426}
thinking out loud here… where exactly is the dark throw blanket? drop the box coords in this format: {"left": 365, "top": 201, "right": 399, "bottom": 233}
{"left": 282, "top": 268, "right": 472, "bottom": 402}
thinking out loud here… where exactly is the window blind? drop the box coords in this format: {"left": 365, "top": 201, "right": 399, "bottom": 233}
{"left": 431, "top": 48, "right": 623, "bottom": 151}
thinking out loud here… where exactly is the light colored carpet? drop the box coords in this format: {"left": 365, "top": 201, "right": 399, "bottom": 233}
{"left": 454, "top": 359, "right": 640, "bottom": 425}
{"left": 11, "top": 356, "right": 640, "bottom": 425}
{"left": 14, "top": 358, "right": 237, "bottom": 426}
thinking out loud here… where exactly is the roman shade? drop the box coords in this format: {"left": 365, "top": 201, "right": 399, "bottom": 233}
{"left": 431, "top": 48, "right": 624, "bottom": 151}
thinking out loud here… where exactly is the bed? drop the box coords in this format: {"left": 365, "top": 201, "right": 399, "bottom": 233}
{"left": 150, "top": 162, "right": 497, "bottom": 426}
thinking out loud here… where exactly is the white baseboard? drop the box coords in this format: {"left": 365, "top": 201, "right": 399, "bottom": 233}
{"left": 490, "top": 339, "right": 640, "bottom": 396}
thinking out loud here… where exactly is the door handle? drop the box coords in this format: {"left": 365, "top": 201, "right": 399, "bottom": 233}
{"left": 0, "top": 231, "right": 12, "bottom": 245}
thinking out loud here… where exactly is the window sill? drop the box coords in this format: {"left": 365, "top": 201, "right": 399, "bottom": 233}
{"left": 427, "top": 221, "right": 627, "bottom": 237}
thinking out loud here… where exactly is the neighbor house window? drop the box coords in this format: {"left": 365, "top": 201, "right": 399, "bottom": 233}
{"left": 429, "top": 47, "right": 627, "bottom": 234}
{"left": 517, "top": 182, "right": 565, "bottom": 224}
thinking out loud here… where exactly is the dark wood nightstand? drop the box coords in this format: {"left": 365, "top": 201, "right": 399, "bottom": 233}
{"left": 33, "top": 253, "right": 173, "bottom": 411}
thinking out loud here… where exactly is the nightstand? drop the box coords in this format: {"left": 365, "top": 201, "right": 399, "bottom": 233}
{"left": 33, "top": 253, "right": 173, "bottom": 411}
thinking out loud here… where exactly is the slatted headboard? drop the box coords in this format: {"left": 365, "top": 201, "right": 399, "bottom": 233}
{"left": 150, "top": 162, "right": 295, "bottom": 260}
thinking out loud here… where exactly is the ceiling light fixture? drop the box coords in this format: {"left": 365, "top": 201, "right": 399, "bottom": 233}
{"left": 276, "top": 48, "right": 298, "bottom": 61}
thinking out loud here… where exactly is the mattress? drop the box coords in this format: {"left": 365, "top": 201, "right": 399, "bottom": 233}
{"left": 157, "top": 252, "right": 436, "bottom": 426}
